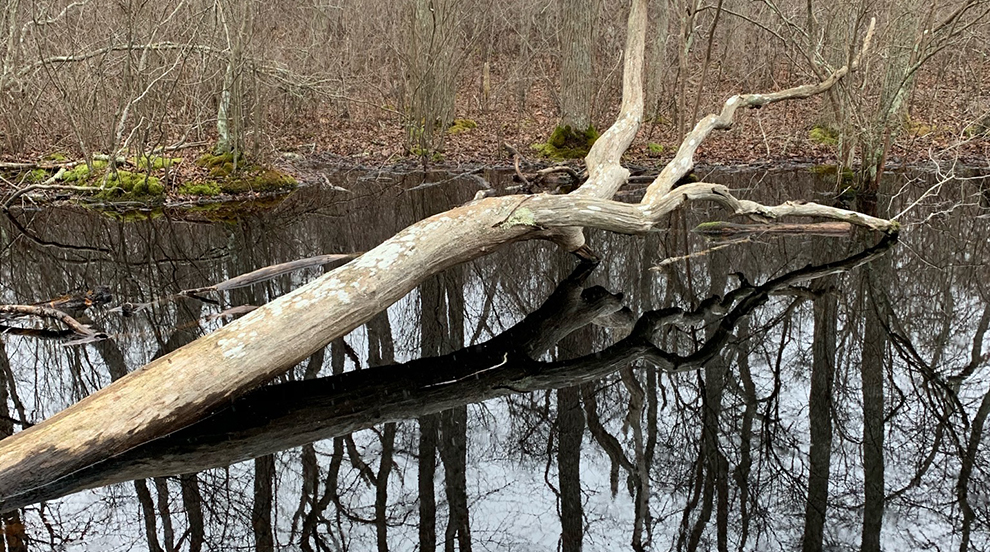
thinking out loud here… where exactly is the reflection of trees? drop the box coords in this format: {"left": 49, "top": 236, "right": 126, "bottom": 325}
{"left": 4, "top": 168, "right": 990, "bottom": 549}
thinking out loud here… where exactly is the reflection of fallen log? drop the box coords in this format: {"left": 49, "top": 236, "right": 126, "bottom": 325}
{"left": 0, "top": 236, "right": 894, "bottom": 511}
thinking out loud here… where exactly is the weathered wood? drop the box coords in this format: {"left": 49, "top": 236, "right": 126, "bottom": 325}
{"left": 0, "top": 235, "right": 895, "bottom": 511}
{"left": 0, "top": 305, "right": 106, "bottom": 341}
{"left": 114, "top": 253, "right": 357, "bottom": 316}
{"left": 693, "top": 221, "right": 855, "bottom": 237}
{"left": 0, "top": 0, "right": 893, "bottom": 506}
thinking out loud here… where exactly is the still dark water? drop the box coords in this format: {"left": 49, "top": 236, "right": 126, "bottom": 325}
{"left": 0, "top": 165, "right": 988, "bottom": 551}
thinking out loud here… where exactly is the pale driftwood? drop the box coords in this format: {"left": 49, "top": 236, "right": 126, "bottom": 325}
{"left": 0, "top": 305, "right": 106, "bottom": 341}
{"left": 0, "top": 234, "right": 895, "bottom": 510}
{"left": 188, "top": 253, "right": 359, "bottom": 294}
{"left": 692, "top": 221, "right": 856, "bottom": 237}
{"left": 111, "top": 253, "right": 358, "bottom": 315}
{"left": 0, "top": 0, "right": 892, "bottom": 506}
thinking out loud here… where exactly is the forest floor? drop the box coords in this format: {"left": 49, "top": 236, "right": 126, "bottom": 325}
{"left": 280, "top": 75, "right": 990, "bottom": 176}
{"left": 1, "top": 76, "right": 988, "bottom": 202}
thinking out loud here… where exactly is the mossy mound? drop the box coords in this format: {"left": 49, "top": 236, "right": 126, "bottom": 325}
{"left": 43, "top": 152, "right": 70, "bottom": 163}
{"left": 129, "top": 155, "right": 182, "bottom": 170}
{"left": 194, "top": 152, "right": 297, "bottom": 194}
{"left": 448, "top": 119, "right": 478, "bottom": 135}
{"left": 0, "top": 167, "right": 48, "bottom": 184}
{"left": 178, "top": 181, "right": 221, "bottom": 196}
{"left": 62, "top": 160, "right": 108, "bottom": 182}
{"left": 90, "top": 170, "right": 165, "bottom": 199}
{"left": 97, "top": 208, "right": 166, "bottom": 222}
{"left": 809, "top": 164, "right": 855, "bottom": 183}
{"left": 180, "top": 195, "right": 288, "bottom": 223}
{"left": 809, "top": 125, "right": 840, "bottom": 146}
{"left": 58, "top": 159, "right": 164, "bottom": 200}
{"left": 532, "top": 124, "right": 599, "bottom": 159}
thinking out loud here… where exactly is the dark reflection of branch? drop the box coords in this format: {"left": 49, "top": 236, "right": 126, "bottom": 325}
{"left": 2, "top": 208, "right": 112, "bottom": 256}
{"left": 1, "top": 235, "right": 896, "bottom": 511}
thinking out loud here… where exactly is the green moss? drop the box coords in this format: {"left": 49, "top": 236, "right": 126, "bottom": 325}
{"left": 499, "top": 207, "right": 536, "bottom": 227}
{"left": 219, "top": 169, "right": 296, "bottom": 194}
{"left": 809, "top": 164, "right": 854, "bottom": 182}
{"left": 129, "top": 155, "right": 182, "bottom": 170}
{"left": 182, "top": 195, "right": 287, "bottom": 223}
{"left": 904, "top": 116, "right": 936, "bottom": 136}
{"left": 647, "top": 142, "right": 664, "bottom": 155}
{"left": 43, "top": 152, "right": 70, "bottom": 163}
{"left": 62, "top": 160, "right": 107, "bottom": 182}
{"left": 809, "top": 125, "right": 840, "bottom": 146}
{"left": 693, "top": 221, "right": 729, "bottom": 235}
{"left": 97, "top": 208, "right": 165, "bottom": 222}
{"left": 196, "top": 151, "right": 245, "bottom": 171}
{"left": 533, "top": 124, "right": 599, "bottom": 159}
{"left": 194, "top": 152, "right": 296, "bottom": 194}
{"left": 448, "top": 119, "right": 478, "bottom": 134}
{"left": 178, "top": 181, "right": 221, "bottom": 196}
{"left": 25, "top": 168, "right": 49, "bottom": 182}
{"left": 92, "top": 170, "right": 164, "bottom": 199}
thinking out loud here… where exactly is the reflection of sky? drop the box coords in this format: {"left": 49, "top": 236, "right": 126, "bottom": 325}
{"left": 1, "top": 167, "right": 989, "bottom": 550}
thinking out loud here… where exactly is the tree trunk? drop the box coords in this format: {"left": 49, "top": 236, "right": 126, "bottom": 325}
{"left": 802, "top": 283, "right": 838, "bottom": 552}
{"left": 859, "top": 247, "right": 888, "bottom": 552}
{"left": 559, "top": 0, "right": 599, "bottom": 131}
{"left": 406, "top": 0, "right": 460, "bottom": 154}
{"left": 180, "top": 474, "right": 205, "bottom": 552}
{"left": 252, "top": 454, "right": 275, "bottom": 552}
{"left": 0, "top": 239, "right": 894, "bottom": 509}
{"left": 419, "top": 414, "right": 439, "bottom": 552}
{"left": 136, "top": 479, "right": 165, "bottom": 552}
{"left": 557, "top": 385, "right": 585, "bottom": 552}
{"left": 0, "top": 1, "right": 892, "bottom": 508}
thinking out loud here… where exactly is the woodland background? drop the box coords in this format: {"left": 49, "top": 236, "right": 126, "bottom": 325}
{"left": 1, "top": 0, "right": 988, "bottom": 173}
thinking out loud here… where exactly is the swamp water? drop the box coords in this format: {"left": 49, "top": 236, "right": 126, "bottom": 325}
{"left": 0, "top": 166, "right": 988, "bottom": 551}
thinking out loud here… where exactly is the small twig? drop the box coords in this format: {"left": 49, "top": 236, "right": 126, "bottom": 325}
{"left": 535, "top": 165, "right": 583, "bottom": 183}
{"left": 651, "top": 238, "right": 751, "bottom": 269}
{"left": 503, "top": 143, "right": 530, "bottom": 188}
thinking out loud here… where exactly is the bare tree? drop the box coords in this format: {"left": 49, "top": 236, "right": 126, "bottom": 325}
{"left": 552, "top": 0, "right": 600, "bottom": 154}
{"left": 0, "top": 1, "right": 897, "bottom": 508}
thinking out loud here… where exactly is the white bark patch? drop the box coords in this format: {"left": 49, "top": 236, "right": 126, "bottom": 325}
{"left": 217, "top": 337, "right": 247, "bottom": 360}
{"left": 354, "top": 241, "right": 408, "bottom": 271}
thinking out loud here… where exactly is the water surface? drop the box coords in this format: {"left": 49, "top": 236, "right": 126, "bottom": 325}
{"left": 0, "top": 166, "right": 987, "bottom": 551}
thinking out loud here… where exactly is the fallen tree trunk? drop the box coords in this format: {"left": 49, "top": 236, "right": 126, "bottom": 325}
{"left": 0, "top": 236, "right": 894, "bottom": 510}
{"left": 0, "top": 0, "right": 891, "bottom": 506}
